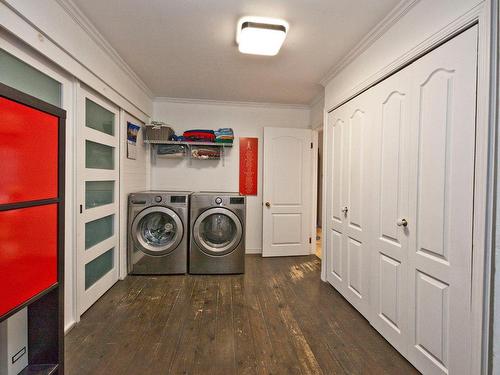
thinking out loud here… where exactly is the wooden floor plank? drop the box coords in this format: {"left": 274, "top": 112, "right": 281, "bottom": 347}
{"left": 232, "top": 276, "right": 259, "bottom": 375}
{"left": 254, "top": 268, "right": 308, "bottom": 375}
{"left": 213, "top": 277, "right": 237, "bottom": 374}
{"left": 259, "top": 258, "right": 346, "bottom": 374}
{"left": 146, "top": 276, "right": 197, "bottom": 375}
{"left": 65, "top": 255, "right": 419, "bottom": 375}
{"left": 192, "top": 277, "right": 219, "bottom": 375}
{"left": 168, "top": 278, "right": 207, "bottom": 375}
{"left": 244, "top": 254, "right": 281, "bottom": 375}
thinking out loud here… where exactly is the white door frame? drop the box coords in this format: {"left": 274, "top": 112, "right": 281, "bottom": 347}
{"left": 310, "top": 127, "right": 319, "bottom": 255}
{"left": 321, "top": 3, "right": 496, "bottom": 374}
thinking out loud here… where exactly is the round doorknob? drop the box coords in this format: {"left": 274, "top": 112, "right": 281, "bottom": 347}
{"left": 397, "top": 218, "right": 408, "bottom": 227}
{"left": 265, "top": 202, "right": 271, "bottom": 208}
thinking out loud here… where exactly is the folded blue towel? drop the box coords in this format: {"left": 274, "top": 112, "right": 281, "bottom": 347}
{"left": 215, "top": 128, "right": 234, "bottom": 137}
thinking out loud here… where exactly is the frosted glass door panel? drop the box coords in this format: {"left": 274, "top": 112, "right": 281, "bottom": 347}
{"left": 86, "top": 99, "right": 115, "bottom": 135}
{"left": 86, "top": 141, "right": 114, "bottom": 170}
{"left": 85, "top": 215, "right": 114, "bottom": 249}
{"left": 85, "top": 248, "right": 114, "bottom": 289}
{"left": 0, "top": 49, "right": 61, "bottom": 106}
{"left": 85, "top": 181, "right": 114, "bottom": 209}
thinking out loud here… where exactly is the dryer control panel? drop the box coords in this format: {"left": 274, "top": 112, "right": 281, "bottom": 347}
{"left": 230, "top": 197, "right": 245, "bottom": 205}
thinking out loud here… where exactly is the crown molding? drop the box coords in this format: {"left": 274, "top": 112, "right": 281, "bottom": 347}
{"left": 319, "top": 0, "right": 420, "bottom": 86}
{"left": 309, "top": 92, "right": 324, "bottom": 107}
{"left": 55, "top": 0, "right": 154, "bottom": 99}
{"left": 154, "top": 96, "right": 311, "bottom": 110}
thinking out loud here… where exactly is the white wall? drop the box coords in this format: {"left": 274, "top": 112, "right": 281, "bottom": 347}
{"left": 119, "top": 112, "right": 150, "bottom": 280}
{"left": 310, "top": 95, "right": 325, "bottom": 129}
{"left": 324, "top": 0, "right": 483, "bottom": 110}
{"left": 152, "top": 99, "right": 311, "bottom": 252}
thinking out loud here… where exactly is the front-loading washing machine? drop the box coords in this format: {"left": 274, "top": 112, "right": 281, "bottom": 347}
{"left": 189, "top": 192, "right": 246, "bottom": 274}
{"left": 128, "top": 191, "right": 191, "bottom": 274}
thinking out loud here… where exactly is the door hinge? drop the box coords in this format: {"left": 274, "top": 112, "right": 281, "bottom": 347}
{"left": 310, "top": 142, "right": 313, "bottom": 149}
{"left": 80, "top": 204, "right": 83, "bottom": 214}
{"left": 309, "top": 237, "right": 312, "bottom": 244}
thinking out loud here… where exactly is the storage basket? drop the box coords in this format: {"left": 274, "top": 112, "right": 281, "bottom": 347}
{"left": 156, "top": 144, "right": 187, "bottom": 158}
{"left": 144, "top": 122, "right": 173, "bottom": 142}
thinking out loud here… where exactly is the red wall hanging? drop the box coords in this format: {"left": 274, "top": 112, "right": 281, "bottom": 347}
{"left": 239, "top": 137, "right": 258, "bottom": 195}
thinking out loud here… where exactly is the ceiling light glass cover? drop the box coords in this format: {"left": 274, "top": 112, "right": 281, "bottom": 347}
{"left": 236, "top": 16, "right": 289, "bottom": 56}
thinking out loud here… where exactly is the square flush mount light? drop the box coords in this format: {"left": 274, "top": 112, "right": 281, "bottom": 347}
{"left": 236, "top": 16, "right": 289, "bottom": 56}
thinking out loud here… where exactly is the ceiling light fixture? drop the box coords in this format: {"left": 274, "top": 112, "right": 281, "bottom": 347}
{"left": 236, "top": 16, "right": 289, "bottom": 56}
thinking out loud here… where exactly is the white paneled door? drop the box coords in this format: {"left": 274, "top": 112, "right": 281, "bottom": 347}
{"left": 77, "top": 85, "right": 120, "bottom": 315}
{"left": 406, "top": 26, "right": 477, "bottom": 375}
{"left": 369, "top": 67, "right": 412, "bottom": 354}
{"left": 325, "top": 92, "right": 372, "bottom": 316}
{"left": 262, "top": 127, "right": 313, "bottom": 257}
{"left": 325, "top": 26, "right": 478, "bottom": 375}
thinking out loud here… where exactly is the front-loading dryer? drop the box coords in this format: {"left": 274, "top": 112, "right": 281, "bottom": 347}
{"left": 189, "top": 192, "right": 246, "bottom": 274}
{"left": 128, "top": 191, "right": 191, "bottom": 274}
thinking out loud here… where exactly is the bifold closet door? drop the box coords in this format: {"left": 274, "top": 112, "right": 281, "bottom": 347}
{"left": 369, "top": 68, "right": 412, "bottom": 355}
{"left": 326, "top": 92, "right": 372, "bottom": 316}
{"left": 405, "top": 26, "right": 478, "bottom": 375}
{"left": 326, "top": 25, "right": 478, "bottom": 375}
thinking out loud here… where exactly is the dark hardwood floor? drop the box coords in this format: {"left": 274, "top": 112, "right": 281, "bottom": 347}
{"left": 65, "top": 255, "right": 419, "bottom": 375}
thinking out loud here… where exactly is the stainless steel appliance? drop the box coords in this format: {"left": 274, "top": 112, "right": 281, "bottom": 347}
{"left": 189, "top": 192, "right": 246, "bottom": 274}
{"left": 128, "top": 191, "right": 191, "bottom": 274}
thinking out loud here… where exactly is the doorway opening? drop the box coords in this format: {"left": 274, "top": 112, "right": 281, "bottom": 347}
{"left": 315, "top": 128, "right": 323, "bottom": 259}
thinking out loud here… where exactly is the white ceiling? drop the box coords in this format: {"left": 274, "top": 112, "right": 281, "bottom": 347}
{"left": 72, "top": 0, "right": 400, "bottom": 105}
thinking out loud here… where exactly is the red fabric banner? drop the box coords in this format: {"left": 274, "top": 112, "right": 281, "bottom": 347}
{"left": 239, "top": 137, "right": 258, "bottom": 195}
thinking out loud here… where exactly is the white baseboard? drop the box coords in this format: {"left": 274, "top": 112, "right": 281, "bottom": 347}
{"left": 245, "top": 248, "right": 262, "bottom": 254}
{"left": 64, "top": 320, "right": 77, "bottom": 335}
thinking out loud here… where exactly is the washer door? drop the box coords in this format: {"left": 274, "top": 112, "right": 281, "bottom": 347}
{"left": 132, "top": 206, "right": 184, "bottom": 256}
{"left": 193, "top": 207, "right": 243, "bottom": 256}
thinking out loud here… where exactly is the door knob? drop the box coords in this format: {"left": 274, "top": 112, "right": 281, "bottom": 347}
{"left": 397, "top": 218, "right": 408, "bottom": 227}
{"left": 341, "top": 206, "right": 348, "bottom": 214}
{"left": 265, "top": 202, "right": 271, "bottom": 208}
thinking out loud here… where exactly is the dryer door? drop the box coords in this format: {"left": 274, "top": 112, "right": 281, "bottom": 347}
{"left": 193, "top": 207, "right": 243, "bottom": 256}
{"left": 132, "top": 206, "right": 184, "bottom": 256}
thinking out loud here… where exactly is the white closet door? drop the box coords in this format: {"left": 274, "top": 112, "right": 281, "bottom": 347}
{"left": 369, "top": 69, "right": 411, "bottom": 354}
{"left": 326, "top": 93, "right": 371, "bottom": 316}
{"left": 406, "top": 26, "right": 478, "bottom": 375}
{"left": 326, "top": 108, "right": 347, "bottom": 292}
{"left": 77, "top": 85, "right": 120, "bottom": 315}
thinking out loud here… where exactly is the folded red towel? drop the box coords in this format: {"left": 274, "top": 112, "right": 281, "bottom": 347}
{"left": 183, "top": 130, "right": 216, "bottom": 141}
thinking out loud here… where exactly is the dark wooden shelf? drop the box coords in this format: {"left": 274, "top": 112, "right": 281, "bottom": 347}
{"left": 20, "top": 364, "right": 59, "bottom": 375}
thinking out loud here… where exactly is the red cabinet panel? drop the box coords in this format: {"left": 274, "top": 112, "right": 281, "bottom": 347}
{"left": 0, "top": 97, "right": 59, "bottom": 205}
{"left": 0, "top": 204, "right": 58, "bottom": 317}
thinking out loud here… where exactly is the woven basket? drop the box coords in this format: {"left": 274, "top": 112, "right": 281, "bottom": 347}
{"left": 144, "top": 124, "right": 173, "bottom": 142}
